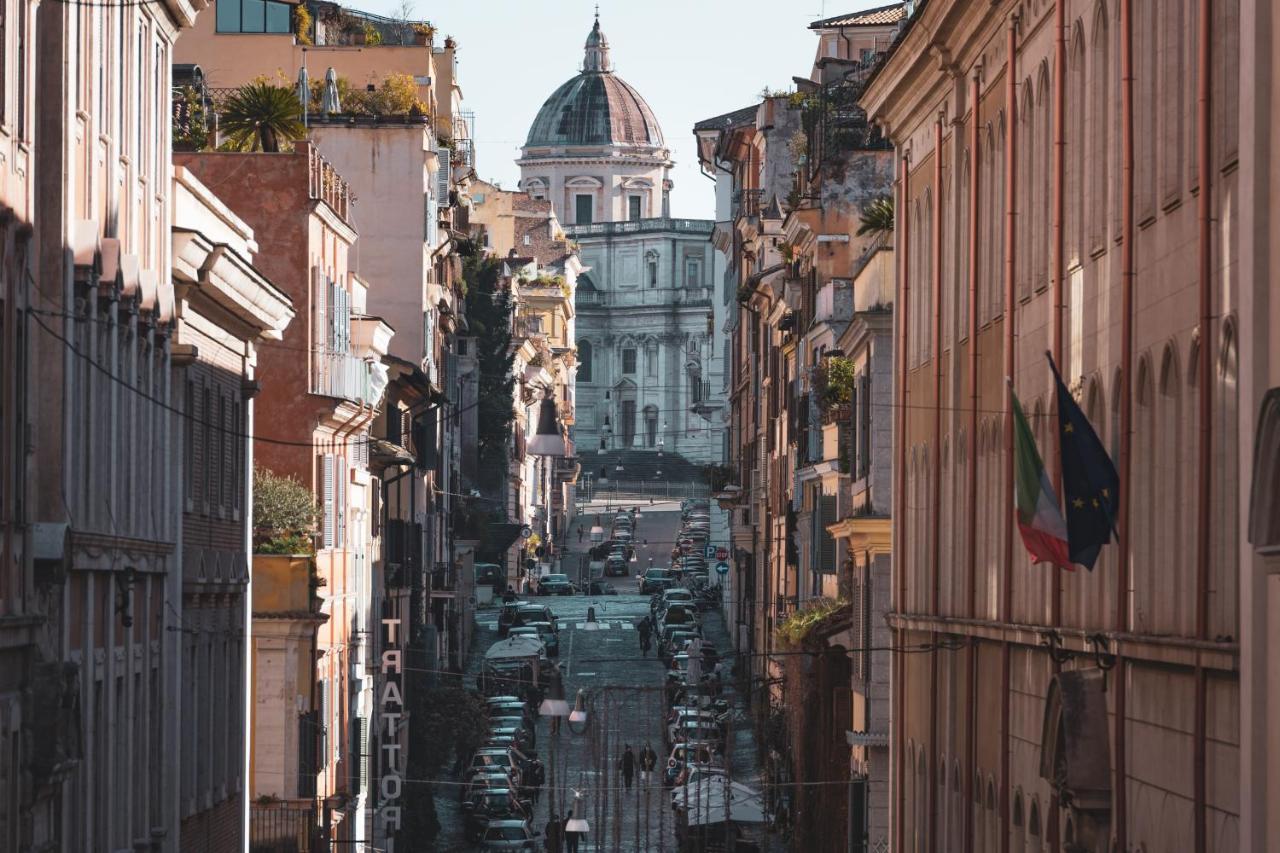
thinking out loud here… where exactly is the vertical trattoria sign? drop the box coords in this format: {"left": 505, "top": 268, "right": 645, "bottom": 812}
{"left": 379, "top": 617, "right": 404, "bottom": 850}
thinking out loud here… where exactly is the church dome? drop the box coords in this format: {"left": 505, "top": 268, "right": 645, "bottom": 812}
{"left": 524, "top": 18, "right": 665, "bottom": 150}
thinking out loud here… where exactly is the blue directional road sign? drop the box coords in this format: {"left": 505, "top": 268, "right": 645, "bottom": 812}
{"left": 715, "top": 561, "right": 730, "bottom": 575}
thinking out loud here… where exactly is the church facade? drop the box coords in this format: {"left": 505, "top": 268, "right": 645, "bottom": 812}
{"left": 519, "top": 18, "right": 724, "bottom": 475}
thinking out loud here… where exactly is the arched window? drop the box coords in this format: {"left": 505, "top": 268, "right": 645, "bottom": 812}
{"left": 1157, "top": 344, "right": 1188, "bottom": 633}
{"left": 1017, "top": 80, "right": 1035, "bottom": 300}
{"left": 1037, "top": 63, "right": 1052, "bottom": 291}
{"left": 1212, "top": 321, "right": 1240, "bottom": 636}
{"left": 1089, "top": 4, "right": 1109, "bottom": 252}
{"left": 1028, "top": 797, "right": 1042, "bottom": 845}
{"left": 1159, "top": 0, "right": 1185, "bottom": 200}
{"left": 1133, "top": 355, "right": 1155, "bottom": 631}
{"left": 1011, "top": 791, "right": 1026, "bottom": 853}
{"left": 992, "top": 113, "right": 1006, "bottom": 320}
{"left": 1067, "top": 22, "right": 1086, "bottom": 263}
{"left": 578, "top": 339, "right": 593, "bottom": 383}
{"left": 958, "top": 155, "right": 971, "bottom": 335}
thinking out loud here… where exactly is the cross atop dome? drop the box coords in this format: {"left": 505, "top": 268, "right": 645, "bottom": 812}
{"left": 584, "top": 14, "right": 612, "bottom": 72}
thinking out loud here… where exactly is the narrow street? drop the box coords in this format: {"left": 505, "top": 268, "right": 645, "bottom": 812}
{"left": 439, "top": 505, "right": 769, "bottom": 851}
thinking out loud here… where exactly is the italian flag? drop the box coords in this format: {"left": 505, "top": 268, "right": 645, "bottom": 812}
{"left": 1012, "top": 390, "right": 1072, "bottom": 568}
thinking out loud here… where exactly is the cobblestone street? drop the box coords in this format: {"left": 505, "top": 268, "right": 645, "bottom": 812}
{"left": 436, "top": 505, "right": 769, "bottom": 852}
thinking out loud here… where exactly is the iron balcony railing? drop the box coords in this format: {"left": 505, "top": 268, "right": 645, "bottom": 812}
{"left": 564, "top": 217, "right": 714, "bottom": 238}
{"left": 313, "top": 351, "right": 376, "bottom": 403}
{"left": 249, "top": 804, "right": 323, "bottom": 853}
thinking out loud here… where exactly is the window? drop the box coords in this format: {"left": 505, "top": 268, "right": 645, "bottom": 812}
{"left": 628, "top": 195, "right": 642, "bottom": 221}
{"left": 203, "top": 386, "right": 213, "bottom": 512}
{"left": 216, "top": 0, "right": 292, "bottom": 33}
{"left": 646, "top": 342, "right": 658, "bottom": 379}
{"left": 578, "top": 340, "right": 592, "bottom": 383}
{"left": 648, "top": 259, "right": 658, "bottom": 288}
{"left": 622, "top": 348, "right": 637, "bottom": 375}
{"left": 644, "top": 406, "right": 658, "bottom": 447}
{"left": 685, "top": 258, "right": 702, "bottom": 287}
{"left": 575, "top": 193, "right": 593, "bottom": 225}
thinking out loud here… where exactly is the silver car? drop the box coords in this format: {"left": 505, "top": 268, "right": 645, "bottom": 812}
{"left": 479, "top": 818, "right": 541, "bottom": 850}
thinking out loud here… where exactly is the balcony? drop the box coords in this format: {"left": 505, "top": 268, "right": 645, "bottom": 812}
{"left": 563, "top": 217, "right": 715, "bottom": 239}
{"left": 430, "top": 561, "right": 457, "bottom": 593}
{"left": 574, "top": 287, "right": 713, "bottom": 309}
{"left": 731, "top": 189, "right": 765, "bottom": 220}
{"left": 313, "top": 352, "right": 377, "bottom": 403}
{"left": 250, "top": 803, "right": 322, "bottom": 852}
{"left": 307, "top": 147, "right": 350, "bottom": 222}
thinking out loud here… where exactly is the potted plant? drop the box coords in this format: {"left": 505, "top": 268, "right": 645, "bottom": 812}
{"left": 252, "top": 466, "right": 321, "bottom": 610}
{"left": 412, "top": 22, "right": 436, "bottom": 45}
{"left": 813, "top": 356, "right": 857, "bottom": 421}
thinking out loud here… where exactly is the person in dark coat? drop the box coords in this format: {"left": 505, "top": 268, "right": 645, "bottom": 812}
{"left": 639, "top": 628, "right": 652, "bottom": 657}
{"left": 639, "top": 743, "right": 658, "bottom": 786}
{"left": 544, "top": 812, "right": 562, "bottom": 853}
{"left": 620, "top": 744, "right": 636, "bottom": 791}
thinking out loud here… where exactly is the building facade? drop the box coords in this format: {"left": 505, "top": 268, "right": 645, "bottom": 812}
{"left": 171, "top": 165, "right": 296, "bottom": 851}
{"left": 177, "top": 145, "right": 392, "bottom": 849}
{"left": 521, "top": 17, "right": 722, "bottom": 476}
{"left": 860, "top": 0, "right": 1261, "bottom": 849}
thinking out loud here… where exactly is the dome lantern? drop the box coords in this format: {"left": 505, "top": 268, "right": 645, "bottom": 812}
{"left": 584, "top": 15, "right": 612, "bottom": 73}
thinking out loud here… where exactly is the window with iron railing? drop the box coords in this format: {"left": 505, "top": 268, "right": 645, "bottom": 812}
{"left": 312, "top": 269, "right": 374, "bottom": 402}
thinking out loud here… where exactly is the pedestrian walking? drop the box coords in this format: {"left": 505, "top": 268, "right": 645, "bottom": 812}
{"left": 578, "top": 526, "right": 584, "bottom": 543}
{"left": 563, "top": 811, "right": 581, "bottom": 853}
{"left": 639, "top": 743, "right": 658, "bottom": 785}
{"left": 620, "top": 744, "right": 636, "bottom": 791}
{"left": 545, "top": 813, "right": 562, "bottom": 853}
{"left": 528, "top": 758, "right": 545, "bottom": 804}
{"left": 639, "top": 629, "right": 652, "bottom": 657}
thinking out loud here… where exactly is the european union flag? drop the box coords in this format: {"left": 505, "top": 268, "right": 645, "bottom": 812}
{"left": 1049, "top": 355, "right": 1120, "bottom": 570}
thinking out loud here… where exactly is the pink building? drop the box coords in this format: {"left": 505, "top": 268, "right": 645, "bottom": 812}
{"left": 177, "top": 145, "right": 393, "bottom": 848}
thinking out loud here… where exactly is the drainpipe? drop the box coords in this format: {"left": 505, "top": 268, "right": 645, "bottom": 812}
{"left": 1000, "top": 16, "right": 1019, "bottom": 853}
{"left": 930, "top": 114, "right": 944, "bottom": 853}
{"left": 893, "top": 147, "right": 910, "bottom": 853}
{"left": 1047, "top": 2, "right": 1067, "bottom": 848}
{"left": 1193, "top": 0, "right": 1213, "bottom": 849}
{"left": 964, "top": 66, "right": 981, "bottom": 853}
{"left": 1116, "top": 0, "right": 1136, "bottom": 850}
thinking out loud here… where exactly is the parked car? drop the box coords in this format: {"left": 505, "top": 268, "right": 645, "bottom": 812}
{"left": 462, "top": 769, "right": 519, "bottom": 802}
{"left": 585, "top": 579, "right": 618, "bottom": 595}
{"left": 513, "top": 603, "right": 558, "bottom": 631}
{"left": 488, "top": 715, "right": 536, "bottom": 749}
{"left": 535, "top": 573, "right": 575, "bottom": 596}
{"left": 479, "top": 818, "right": 542, "bottom": 850}
{"left": 468, "top": 750, "right": 522, "bottom": 786}
{"left": 668, "top": 719, "right": 726, "bottom": 747}
{"left": 525, "top": 621, "right": 560, "bottom": 657}
{"left": 475, "top": 562, "right": 506, "bottom": 594}
{"left": 664, "top": 741, "right": 724, "bottom": 786}
{"left": 666, "top": 709, "right": 725, "bottom": 744}
{"left": 463, "top": 788, "right": 531, "bottom": 842}
{"left": 640, "top": 568, "right": 675, "bottom": 594}
{"left": 659, "top": 630, "right": 697, "bottom": 663}
{"left": 604, "top": 557, "right": 628, "bottom": 576}
{"left": 659, "top": 603, "right": 698, "bottom": 629}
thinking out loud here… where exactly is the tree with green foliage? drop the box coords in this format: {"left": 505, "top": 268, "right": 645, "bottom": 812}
{"left": 857, "top": 195, "right": 895, "bottom": 236}
{"left": 463, "top": 254, "right": 517, "bottom": 499}
{"left": 218, "top": 82, "right": 306, "bottom": 152}
{"left": 251, "top": 466, "right": 317, "bottom": 553}
{"left": 398, "top": 673, "right": 490, "bottom": 848}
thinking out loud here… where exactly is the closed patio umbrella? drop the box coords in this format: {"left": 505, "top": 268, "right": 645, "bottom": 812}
{"left": 295, "top": 64, "right": 309, "bottom": 126}
{"left": 321, "top": 67, "right": 341, "bottom": 115}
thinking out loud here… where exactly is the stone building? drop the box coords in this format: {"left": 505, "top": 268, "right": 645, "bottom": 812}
{"left": 177, "top": 145, "right": 392, "bottom": 849}
{"left": 171, "top": 166, "right": 296, "bottom": 851}
{"left": 858, "top": 0, "right": 1271, "bottom": 849}
{"left": 520, "top": 16, "right": 722, "bottom": 477}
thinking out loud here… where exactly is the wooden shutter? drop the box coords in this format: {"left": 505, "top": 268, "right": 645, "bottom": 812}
{"left": 859, "top": 372, "right": 872, "bottom": 479}
{"left": 351, "top": 715, "right": 368, "bottom": 795}
{"left": 336, "top": 457, "right": 347, "bottom": 548}
{"left": 819, "top": 495, "right": 837, "bottom": 572}
{"left": 321, "top": 454, "right": 335, "bottom": 549}
{"left": 437, "top": 152, "right": 451, "bottom": 206}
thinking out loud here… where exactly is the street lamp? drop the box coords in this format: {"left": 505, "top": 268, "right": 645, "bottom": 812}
{"left": 568, "top": 689, "right": 588, "bottom": 732}
{"left": 565, "top": 789, "right": 590, "bottom": 834}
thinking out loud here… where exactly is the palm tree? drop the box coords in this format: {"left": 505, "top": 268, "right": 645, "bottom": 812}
{"left": 856, "top": 195, "right": 895, "bottom": 236}
{"left": 219, "top": 83, "right": 306, "bottom": 153}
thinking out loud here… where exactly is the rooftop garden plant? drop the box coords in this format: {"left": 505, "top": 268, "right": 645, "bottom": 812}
{"left": 813, "top": 356, "right": 857, "bottom": 412}
{"left": 776, "top": 597, "right": 850, "bottom": 647}
{"left": 252, "top": 466, "right": 318, "bottom": 554}
{"left": 219, "top": 82, "right": 306, "bottom": 152}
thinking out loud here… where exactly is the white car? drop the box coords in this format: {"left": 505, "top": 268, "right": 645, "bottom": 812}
{"left": 670, "top": 765, "right": 730, "bottom": 808}
{"left": 666, "top": 709, "right": 724, "bottom": 743}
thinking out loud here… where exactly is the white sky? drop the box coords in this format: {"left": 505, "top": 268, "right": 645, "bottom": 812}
{"left": 354, "top": 0, "right": 888, "bottom": 220}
